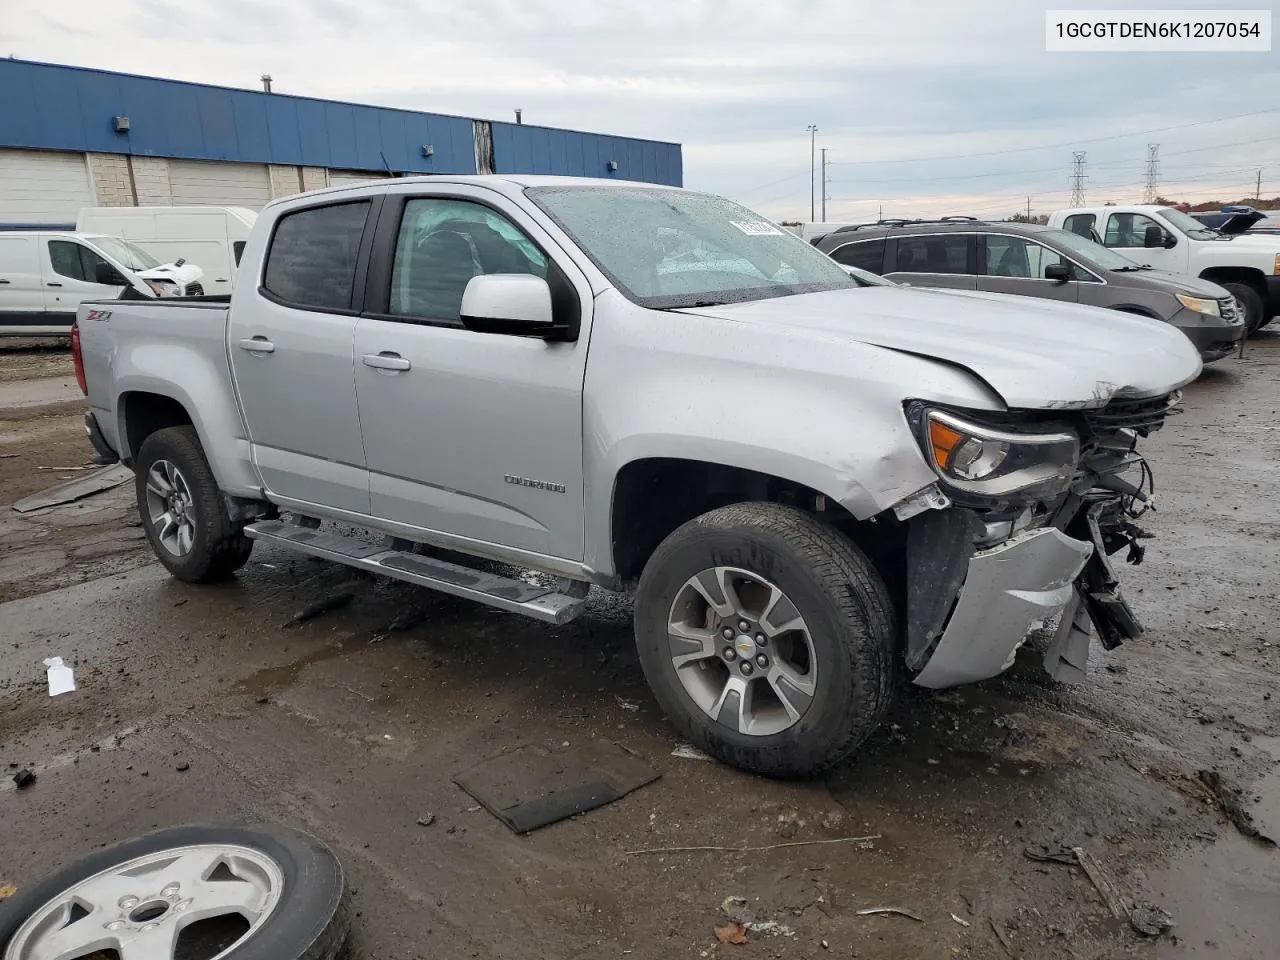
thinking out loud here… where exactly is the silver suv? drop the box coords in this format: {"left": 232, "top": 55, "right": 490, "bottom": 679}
{"left": 816, "top": 218, "right": 1244, "bottom": 362}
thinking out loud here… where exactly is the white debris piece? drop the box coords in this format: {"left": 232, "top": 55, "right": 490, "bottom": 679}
{"left": 951, "top": 913, "right": 971, "bottom": 927}
{"left": 671, "top": 743, "right": 713, "bottom": 761}
{"left": 44, "top": 657, "right": 76, "bottom": 697}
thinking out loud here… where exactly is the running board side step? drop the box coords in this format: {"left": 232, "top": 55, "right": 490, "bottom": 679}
{"left": 244, "top": 520, "right": 585, "bottom": 625}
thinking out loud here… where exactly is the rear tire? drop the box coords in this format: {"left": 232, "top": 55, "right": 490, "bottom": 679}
{"left": 1221, "top": 282, "right": 1265, "bottom": 335}
{"left": 135, "top": 425, "right": 253, "bottom": 583}
{"left": 634, "top": 502, "right": 896, "bottom": 779}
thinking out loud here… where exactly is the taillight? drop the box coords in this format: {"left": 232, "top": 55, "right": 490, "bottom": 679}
{"left": 70, "top": 322, "right": 87, "bottom": 395}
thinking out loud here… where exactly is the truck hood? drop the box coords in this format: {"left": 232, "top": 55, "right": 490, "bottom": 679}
{"left": 1216, "top": 210, "right": 1266, "bottom": 234}
{"left": 135, "top": 262, "right": 204, "bottom": 286}
{"left": 1203, "top": 232, "right": 1280, "bottom": 253}
{"left": 681, "top": 286, "right": 1201, "bottom": 410}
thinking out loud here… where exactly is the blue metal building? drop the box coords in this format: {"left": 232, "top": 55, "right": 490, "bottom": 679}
{"left": 0, "top": 58, "right": 682, "bottom": 222}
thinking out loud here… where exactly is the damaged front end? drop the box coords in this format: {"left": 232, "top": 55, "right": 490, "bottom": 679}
{"left": 898, "top": 393, "right": 1177, "bottom": 688}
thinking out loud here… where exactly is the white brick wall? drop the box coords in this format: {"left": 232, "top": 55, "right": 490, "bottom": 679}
{"left": 130, "top": 156, "right": 173, "bottom": 205}
{"left": 300, "top": 167, "right": 329, "bottom": 192}
{"left": 87, "top": 153, "right": 134, "bottom": 206}
{"left": 269, "top": 164, "right": 303, "bottom": 198}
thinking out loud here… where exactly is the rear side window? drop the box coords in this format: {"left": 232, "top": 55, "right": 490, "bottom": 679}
{"left": 828, "top": 238, "right": 886, "bottom": 273}
{"left": 1062, "top": 214, "right": 1096, "bottom": 238}
{"left": 893, "top": 235, "right": 969, "bottom": 275}
{"left": 262, "top": 201, "right": 370, "bottom": 311}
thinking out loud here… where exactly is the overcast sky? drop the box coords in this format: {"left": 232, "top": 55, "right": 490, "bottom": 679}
{"left": 4, "top": 0, "right": 1278, "bottom": 221}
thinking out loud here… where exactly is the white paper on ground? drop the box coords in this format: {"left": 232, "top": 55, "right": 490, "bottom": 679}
{"left": 44, "top": 657, "right": 76, "bottom": 696}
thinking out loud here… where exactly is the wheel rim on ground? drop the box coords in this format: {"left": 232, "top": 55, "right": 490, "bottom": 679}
{"left": 145, "top": 459, "right": 197, "bottom": 557}
{"left": 3, "top": 843, "right": 285, "bottom": 960}
{"left": 666, "top": 565, "right": 818, "bottom": 736}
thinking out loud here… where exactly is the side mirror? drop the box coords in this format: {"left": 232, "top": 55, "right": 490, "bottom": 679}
{"left": 1044, "top": 262, "right": 1071, "bottom": 283}
{"left": 95, "top": 262, "right": 126, "bottom": 286}
{"left": 1143, "top": 225, "right": 1166, "bottom": 248}
{"left": 459, "top": 274, "right": 556, "bottom": 338}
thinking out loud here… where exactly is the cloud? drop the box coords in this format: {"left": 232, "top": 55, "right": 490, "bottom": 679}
{"left": 5, "top": 0, "right": 1278, "bottom": 219}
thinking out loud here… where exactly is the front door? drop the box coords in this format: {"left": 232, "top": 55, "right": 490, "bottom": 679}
{"left": 1100, "top": 212, "right": 1180, "bottom": 271}
{"left": 353, "top": 190, "right": 590, "bottom": 561}
{"left": 42, "top": 238, "right": 127, "bottom": 320}
{"left": 227, "top": 199, "right": 373, "bottom": 514}
{"left": 976, "top": 234, "right": 1081, "bottom": 303}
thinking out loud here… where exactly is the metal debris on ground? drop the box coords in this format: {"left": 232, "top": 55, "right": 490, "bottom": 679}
{"left": 856, "top": 907, "right": 924, "bottom": 922}
{"left": 11, "top": 463, "right": 133, "bottom": 513}
{"left": 44, "top": 656, "right": 76, "bottom": 696}
{"left": 714, "top": 922, "right": 749, "bottom": 945}
{"left": 950, "top": 913, "right": 971, "bottom": 927}
{"left": 627, "top": 835, "right": 879, "bottom": 856}
{"left": 615, "top": 696, "right": 641, "bottom": 712}
{"left": 1129, "top": 901, "right": 1175, "bottom": 937}
{"left": 12, "top": 769, "right": 36, "bottom": 789}
{"left": 285, "top": 592, "right": 356, "bottom": 626}
{"left": 1023, "top": 844, "right": 1078, "bottom": 866}
{"left": 1197, "top": 769, "right": 1277, "bottom": 847}
{"left": 416, "top": 814, "right": 436, "bottom": 827}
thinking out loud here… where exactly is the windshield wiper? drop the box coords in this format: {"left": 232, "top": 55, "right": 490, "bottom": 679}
{"left": 662, "top": 300, "right": 728, "bottom": 310}
{"left": 1111, "top": 265, "right": 1142, "bottom": 272}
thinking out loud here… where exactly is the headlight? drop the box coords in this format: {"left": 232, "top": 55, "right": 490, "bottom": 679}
{"left": 1274, "top": 253, "right": 1280, "bottom": 276}
{"left": 1175, "top": 293, "right": 1221, "bottom": 317}
{"left": 920, "top": 408, "right": 1078, "bottom": 499}
{"left": 144, "top": 279, "right": 177, "bottom": 297}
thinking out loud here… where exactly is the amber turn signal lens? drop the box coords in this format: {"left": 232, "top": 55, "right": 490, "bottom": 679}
{"left": 928, "top": 420, "right": 966, "bottom": 469}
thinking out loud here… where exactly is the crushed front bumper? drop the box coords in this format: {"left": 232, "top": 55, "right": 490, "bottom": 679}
{"left": 907, "top": 504, "right": 1145, "bottom": 689}
{"left": 912, "top": 527, "right": 1092, "bottom": 688}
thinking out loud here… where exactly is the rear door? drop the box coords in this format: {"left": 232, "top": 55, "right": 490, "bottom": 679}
{"left": 352, "top": 187, "right": 592, "bottom": 561}
{"left": 227, "top": 198, "right": 376, "bottom": 514}
{"left": 976, "top": 234, "right": 1081, "bottom": 303}
{"left": 40, "top": 236, "right": 129, "bottom": 321}
{"left": 884, "top": 233, "right": 977, "bottom": 289}
{"left": 0, "top": 235, "right": 45, "bottom": 325}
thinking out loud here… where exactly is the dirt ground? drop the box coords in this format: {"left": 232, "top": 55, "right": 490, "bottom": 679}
{"left": 0, "top": 335, "right": 1277, "bottom": 960}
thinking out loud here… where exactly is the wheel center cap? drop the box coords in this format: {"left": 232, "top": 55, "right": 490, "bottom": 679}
{"left": 734, "top": 635, "right": 756, "bottom": 660}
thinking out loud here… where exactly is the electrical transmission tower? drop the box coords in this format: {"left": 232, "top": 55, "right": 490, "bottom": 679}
{"left": 1070, "top": 152, "right": 1087, "bottom": 207}
{"left": 1143, "top": 144, "right": 1160, "bottom": 203}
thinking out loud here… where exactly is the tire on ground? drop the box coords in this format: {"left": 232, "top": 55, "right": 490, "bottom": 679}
{"left": 634, "top": 501, "right": 896, "bottom": 779}
{"left": 0, "top": 823, "right": 350, "bottom": 960}
{"left": 135, "top": 425, "right": 253, "bottom": 582}
{"left": 1221, "top": 282, "right": 1265, "bottom": 335}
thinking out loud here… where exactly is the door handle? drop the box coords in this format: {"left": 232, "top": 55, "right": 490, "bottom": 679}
{"left": 361, "top": 352, "right": 411, "bottom": 372}
{"left": 46, "top": 282, "right": 62, "bottom": 288}
{"left": 237, "top": 337, "right": 275, "bottom": 354}
{"left": 0, "top": 279, "right": 9, "bottom": 284}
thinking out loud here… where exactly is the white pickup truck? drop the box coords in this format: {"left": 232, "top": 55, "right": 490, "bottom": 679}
{"left": 1048, "top": 204, "right": 1280, "bottom": 333}
{"left": 73, "top": 176, "right": 1200, "bottom": 777}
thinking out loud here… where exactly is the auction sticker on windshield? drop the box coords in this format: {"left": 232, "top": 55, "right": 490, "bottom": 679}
{"left": 730, "top": 220, "right": 784, "bottom": 236}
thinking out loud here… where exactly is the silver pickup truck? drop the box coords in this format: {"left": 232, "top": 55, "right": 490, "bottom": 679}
{"left": 73, "top": 176, "right": 1201, "bottom": 777}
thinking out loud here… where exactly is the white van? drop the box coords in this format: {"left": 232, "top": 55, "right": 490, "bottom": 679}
{"left": 76, "top": 206, "right": 257, "bottom": 296}
{"left": 0, "top": 231, "right": 204, "bottom": 336}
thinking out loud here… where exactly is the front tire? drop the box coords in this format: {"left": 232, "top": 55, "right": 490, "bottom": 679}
{"left": 1221, "top": 282, "right": 1265, "bottom": 335}
{"left": 634, "top": 502, "right": 896, "bottom": 779}
{"left": 135, "top": 425, "right": 253, "bottom": 582}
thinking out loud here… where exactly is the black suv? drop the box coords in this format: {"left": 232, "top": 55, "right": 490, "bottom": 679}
{"left": 814, "top": 218, "right": 1244, "bottom": 362}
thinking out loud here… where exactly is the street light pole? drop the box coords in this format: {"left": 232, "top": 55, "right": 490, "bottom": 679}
{"left": 806, "top": 125, "right": 818, "bottom": 222}
{"left": 820, "top": 147, "right": 828, "bottom": 222}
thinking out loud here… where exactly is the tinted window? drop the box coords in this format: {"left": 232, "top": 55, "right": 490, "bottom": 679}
{"left": 894, "top": 235, "right": 969, "bottom": 275}
{"left": 1103, "top": 213, "right": 1164, "bottom": 248}
{"left": 233, "top": 241, "right": 246, "bottom": 266}
{"left": 389, "top": 199, "right": 548, "bottom": 322}
{"left": 984, "top": 235, "right": 1071, "bottom": 279}
{"left": 48, "top": 240, "right": 87, "bottom": 281}
{"left": 48, "top": 241, "right": 118, "bottom": 284}
{"left": 263, "top": 201, "right": 370, "bottom": 311}
{"left": 1062, "top": 213, "right": 1096, "bottom": 238}
{"left": 829, "top": 238, "right": 886, "bottom": 273}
